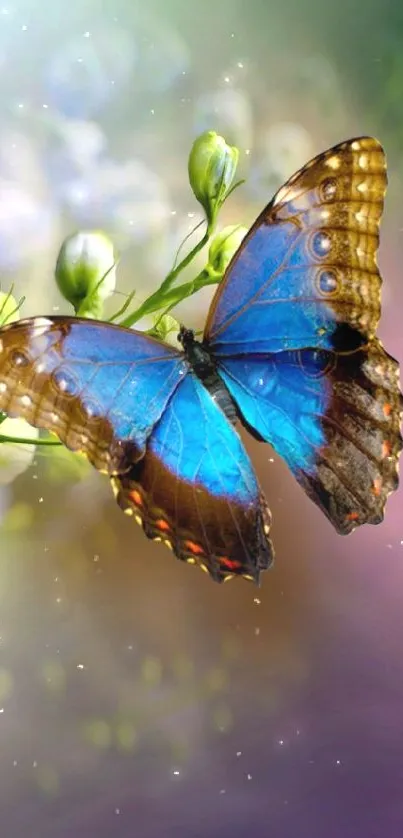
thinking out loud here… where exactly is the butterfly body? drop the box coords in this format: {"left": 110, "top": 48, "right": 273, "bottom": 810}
{"left": 178, "top": 326, "right": 238, "bottom": 424}
{"left": 0, "top": 136, "right": 401, "bottom": 583}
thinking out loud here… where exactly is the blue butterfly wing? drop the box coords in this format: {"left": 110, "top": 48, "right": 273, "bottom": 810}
{"left": 205, "top": 137, "right": 402, "bottom": 531}
{"left": 112, "top": 372, "right": 273, "bottom": 582}
{"left": 205, "top": 137, "right": 386, "bottom": 354}
{"left": 0, "top": 316, "right": 187, "bottom": 472}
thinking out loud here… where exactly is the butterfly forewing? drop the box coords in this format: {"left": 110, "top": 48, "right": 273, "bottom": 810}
{"left": 205, "top": 137, "right": 387, "bottom": 354}
{"left": 0, "top": 316, "right": 187, "bottom": 473}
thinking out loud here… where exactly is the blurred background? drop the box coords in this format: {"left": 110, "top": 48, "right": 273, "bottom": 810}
{"left": 0, "top": 0, "right": 403, "bottom": 835}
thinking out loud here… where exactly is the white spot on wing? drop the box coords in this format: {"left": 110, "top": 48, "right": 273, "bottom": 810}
{"left": 20, "top": 394, "right": 32, "bottom": 407}
{"left": 326, "top": 155, "right": 341, "bottom": 170}
{"left": 0, "top": 381, "right": 7, "bottom": 393}
{"left": 358, "top": 153, "right": 368, "bottom": 169}
{"left": 31, "top": 317, "right": 53, "bottom": 338}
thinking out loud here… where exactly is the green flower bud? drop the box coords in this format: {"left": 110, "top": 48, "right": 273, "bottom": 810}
{"left": 0, "top": 290, "right": 20, "bottom": 326}
{"left": 55, "top": 231, "right": 117, "bottom": 318}
{"left": 152, "top": 314, "right": 180, "bottom": 343}
{"left": 207, "top": 225, "right": 248, "bottom": 275}
{"left": 188, "top": 131, "right": 239, "bottom": 225}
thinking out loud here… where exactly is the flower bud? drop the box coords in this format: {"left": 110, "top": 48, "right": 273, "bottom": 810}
{"left": 55, "top": 231, "right": 117, "bottom": 318}
{"left": 0, "top": 290, "right": 20, "bottom": 326}
{"left": 188, "top": 131, "right": 239, "bottom": 225}
{"left": 207, "top": 225, "right": 248, "bottom": 275}
{"left": 152, "top": 314, "right": 180, "bottom": 343}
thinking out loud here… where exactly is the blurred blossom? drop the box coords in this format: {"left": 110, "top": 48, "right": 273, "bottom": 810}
{"left": 0, "top": 417, "right": 39, "bottom": 485}
{"left": 44, "top": 26, "right": 137, "bottom": 119}
{"left": 248, "top": 122, "right": 314, "bottom": 200}
{"left": 133, "top": 11, "right": 190, "bottom": 93}
{"left": 194, "top": 89, "right": 254, "bottom": 151}
{"left": 295, "top": 55, "right": 345, "bottom": 123}
{"left": 54, "top": 119, "right": 107, "bottom": 168}
{"left": 0, "top": 181, "right": 54, "bottom": 270}
{"left": 58, "top": 158, "right": 170, "bottom": 246}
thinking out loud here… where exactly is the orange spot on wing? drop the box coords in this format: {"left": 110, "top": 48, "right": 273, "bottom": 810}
{"left": 346, "top": 511, "right": 359, "bottom": 522}
{"left": 383, "top": 403, "right": 392, "bottom": 417}
{"left": 372, "top": 476, "right": 382, "bottom": 497}
{"left": 184, "top": 540, "right": 204, "bottom": 556}
{"left": 382, "top": 440, "right": 391, "bottom": 458}
{"left": 219, "top": 557, "right": 241, "bottom": 571}
{"left": 129, "top": 489, "right": 143, "bottom": 507}
{"left": 155, "top": 518, "right": 170, "bottom": 533}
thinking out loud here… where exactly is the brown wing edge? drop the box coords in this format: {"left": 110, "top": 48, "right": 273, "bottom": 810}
{"left": 110, "top": 450, "right": 274, "bottom": 584}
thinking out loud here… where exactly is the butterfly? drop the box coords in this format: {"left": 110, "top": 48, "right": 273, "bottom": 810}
{"left": 0, "top": 136, "right": 401, "bottom": 584}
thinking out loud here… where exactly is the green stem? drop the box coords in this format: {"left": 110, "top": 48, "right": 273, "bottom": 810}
{"left": 160, "top": 229, "right": 210, "bottom": 292}
{"left": 0, "top": 433, "right": 62, "bottom": 446}
{"left": 121, "top": 224, "right": 215, "bottom": 329}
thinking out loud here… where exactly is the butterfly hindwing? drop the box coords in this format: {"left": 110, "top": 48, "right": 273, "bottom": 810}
{"left": 112, "top": 372, "right": 273, "bottom": 582}
{"left": 217, "top": 340, "right": 402, "bottom": 533}
{"left": 205, "top": 137, "right": 386, "bottom": 355}
{"left": 0, "top": 316, "right": 187, "bottom": 473}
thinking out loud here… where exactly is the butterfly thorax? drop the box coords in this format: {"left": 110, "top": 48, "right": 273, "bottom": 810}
{"left": 178, "top": 326, "right": 237, "bottom": 424}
